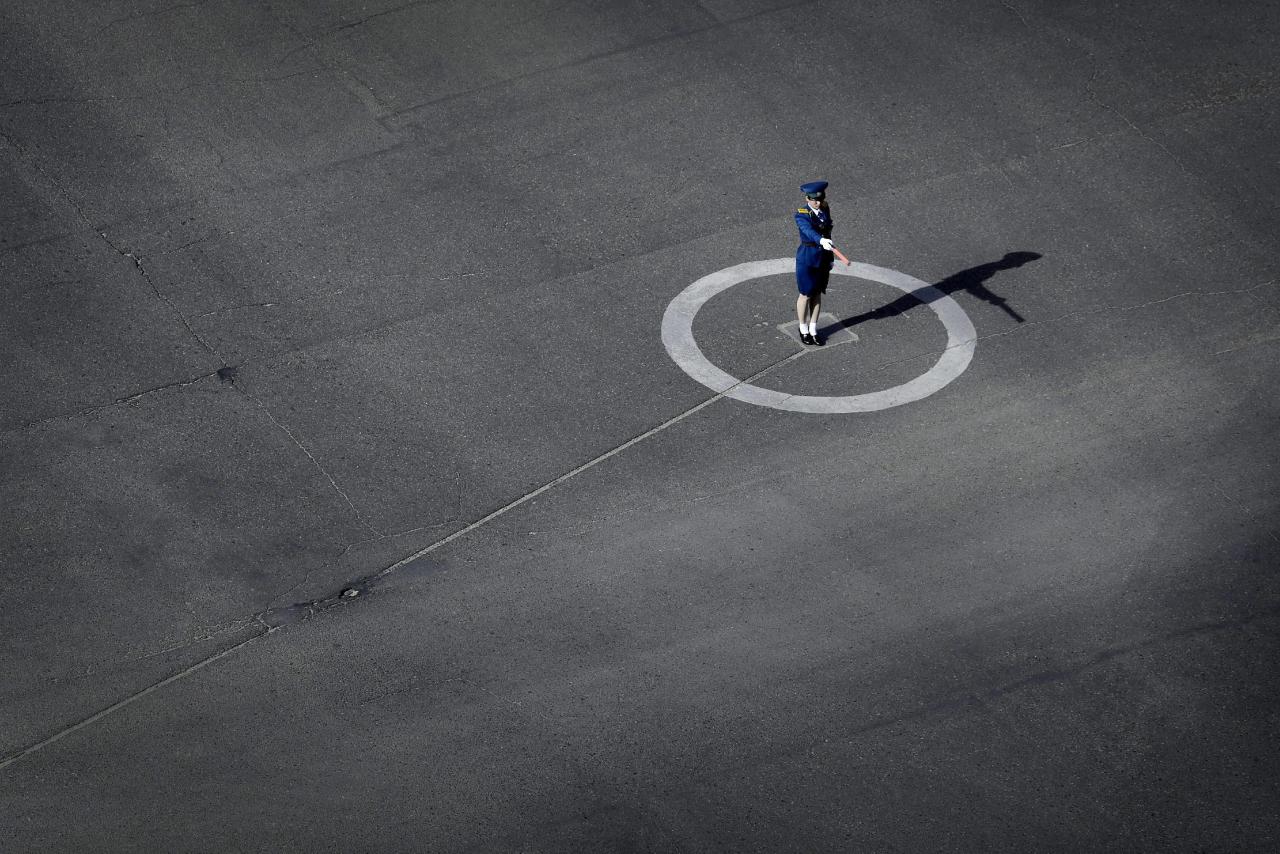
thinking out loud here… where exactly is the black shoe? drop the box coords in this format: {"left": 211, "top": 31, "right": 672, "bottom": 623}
{"left": 800, "top": 332, "right": 814, "bottom": 345}
{"left": 812, "top": 331, "right": 824, "bottom": 346}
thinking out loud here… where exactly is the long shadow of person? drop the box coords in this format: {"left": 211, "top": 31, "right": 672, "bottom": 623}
{"left": 831, "top": 251, "right": 1041, "bottom": 332}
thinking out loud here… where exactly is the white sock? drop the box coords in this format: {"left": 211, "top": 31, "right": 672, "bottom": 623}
{"left": 804, "top": 323, "right": 815, "bottom": 335}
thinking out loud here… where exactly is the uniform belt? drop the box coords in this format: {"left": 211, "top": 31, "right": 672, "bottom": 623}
{"left": 800, "top": 241, "right": 819, "bottom": 247}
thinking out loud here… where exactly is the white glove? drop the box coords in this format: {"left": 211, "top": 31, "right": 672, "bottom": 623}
{"left": 819, "top": 238, "right": 834, "bottom": 250}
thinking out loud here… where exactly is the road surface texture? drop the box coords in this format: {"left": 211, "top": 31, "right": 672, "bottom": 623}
{"left": 2, "top": 0, "right": 1278, "bottom": 850}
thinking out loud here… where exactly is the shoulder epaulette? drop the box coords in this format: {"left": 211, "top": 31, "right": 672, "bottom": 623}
{"left": 797, "top": 208, "right": 810, "bottom": 214}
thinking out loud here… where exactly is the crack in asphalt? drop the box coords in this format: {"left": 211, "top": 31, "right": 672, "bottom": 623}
{"left": 1056, "top": 29, "right": 1199, "bottom": 179}
{"left": 265, "top": 537, "right": 376, "bottom": 611}
{"left": 1, "top": 126, "right": 226, "bottom": 368}
{"left": 1209, "top": 482, "right": 1280, "bottom": 548}
{"left": 97, "top": 231, "right": 228, "bottom": 366}
{"left": 4, "top": 371, "right": 224, "bottom": 437}
{"left": 1088, "top": 90, "right": 1196, "bottom": 178}
{"left": 191, "top": 285, "right": 353, "bottom": 318}
{"left": 96, "top": 0, "right": 213, "bottom": 35}
{"left": 998, "top": 0, "right": 1031, "bottom": 30}
{"left": 1210, "top": 336, "right": 1280, "bottom": 357}
{"left": 116, "top": 370, "right": 225, "bottom": 405}
{"left": 65, "top": 615, "right": 264, "bottom": 681}
{"left": 145, "top": 230, "right": 231, "bottom": 258}
{"left": 234, "top": 385, "right": 382, "bottom": 538}
{"left": 1047, "top": 129, "right": 1129, "bottom": 151}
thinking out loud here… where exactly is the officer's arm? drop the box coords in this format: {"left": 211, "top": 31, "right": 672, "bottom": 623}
{"left": 817, "top": 211, "right": 835, "bottom": 250}
{"left": 795, "top": 210, "right": 823, "bottom": 244}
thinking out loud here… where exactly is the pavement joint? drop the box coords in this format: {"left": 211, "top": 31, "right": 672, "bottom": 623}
{"left": 67, "top": 614, "right": 265, "bottom": 682}
{"left": 0, "top": 346, "right": 817, "bottom": 772}
{"left": 0, "top": 628, "right": 274, "bottom": 773}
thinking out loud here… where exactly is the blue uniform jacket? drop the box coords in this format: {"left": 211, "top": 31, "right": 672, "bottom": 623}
{"left": 795, "top": 205, "right": 833, "bottom": 270}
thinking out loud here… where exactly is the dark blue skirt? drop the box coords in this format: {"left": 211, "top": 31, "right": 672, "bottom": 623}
{"left": 796, "top": 255, "right": 832, "bottom": 296}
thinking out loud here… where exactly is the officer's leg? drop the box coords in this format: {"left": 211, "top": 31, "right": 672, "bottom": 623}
{"left": 806, "top": 295, "right": 821, "bottom": 329}
{"left": 807, "top": 270, "right": 829, "bottom": 334}
{"left": 796, "top": 294, "right": 808, "bottom": 327}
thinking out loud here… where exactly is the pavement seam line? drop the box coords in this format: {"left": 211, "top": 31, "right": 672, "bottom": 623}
{"left": 0, "top": 349, "right": 806, "bottom": 772}
{"left": 0, "top": 629, "right": 274, "bottom": 773}
{"left": 374, "top": 348, "right": 809, "bottom": 577}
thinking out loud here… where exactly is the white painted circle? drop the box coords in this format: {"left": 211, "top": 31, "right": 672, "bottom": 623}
{"left": 661, "top": 259, "right": 977, "bottom": 413}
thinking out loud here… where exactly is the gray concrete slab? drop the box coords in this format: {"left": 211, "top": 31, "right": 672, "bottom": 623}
{"left": 2, "top": 0, "right": 1278, "bottom": 850}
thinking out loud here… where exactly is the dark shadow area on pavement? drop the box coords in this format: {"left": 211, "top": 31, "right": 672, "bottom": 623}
{"left": 828, "top": 251, "right": 1041, "bottom": 334}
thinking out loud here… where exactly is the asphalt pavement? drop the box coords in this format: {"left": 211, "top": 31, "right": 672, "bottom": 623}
{"left": 2, "top": 1, "right": 1278, "bottom": 850}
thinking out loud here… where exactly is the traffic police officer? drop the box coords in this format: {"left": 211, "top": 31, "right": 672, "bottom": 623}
{"left": 794, "top": 180, "right": 834, "bottom": 345}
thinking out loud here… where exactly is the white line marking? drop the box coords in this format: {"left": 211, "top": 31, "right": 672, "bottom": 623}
{"left": 661, "top": 259, "right": 977, "bottom": 413}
